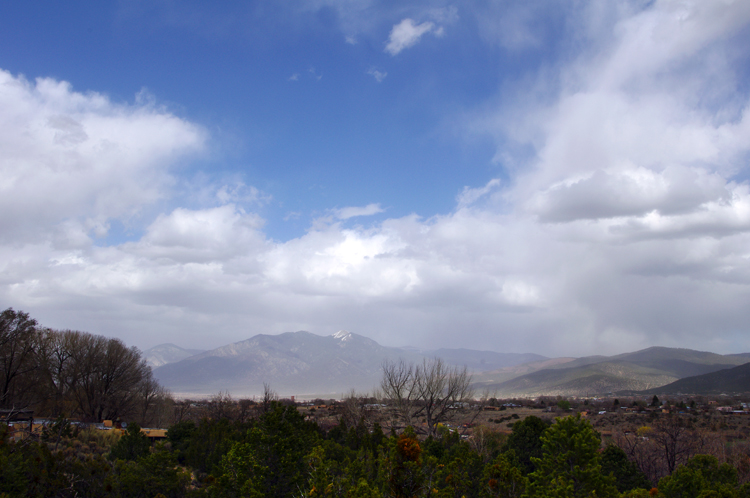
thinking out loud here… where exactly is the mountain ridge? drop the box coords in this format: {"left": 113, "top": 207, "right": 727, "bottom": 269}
{"left": 152, "top": 330, "right": 546, "bottom": 396}
{"left": 151, "top": 331, "right": 750, "bottom": 398}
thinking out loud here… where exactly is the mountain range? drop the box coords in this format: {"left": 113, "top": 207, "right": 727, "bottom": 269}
{"left": 149, "top": 331, "right": 750, "bottom": 398}
{"left": 151, "top": 330, "right": 546, "bottom": 397}
{"left": 474, "top": 348, "right": 750, "bottom": 397}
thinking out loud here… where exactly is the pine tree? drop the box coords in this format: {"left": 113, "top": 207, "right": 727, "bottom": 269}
{"left": 525, "top": 414, "right": 618, "bottom": 498}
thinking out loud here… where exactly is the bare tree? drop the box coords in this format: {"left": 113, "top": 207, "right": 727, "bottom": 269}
{"left": 413, "top": 358, "right": 474, "bottom": 437}
{"left": 0, "top": 308, "right": 40, "bottom": 409}
{"left": 137, "top": 371, "right": 172, "bottom": 426}
{"left": 237, "top": 398, "right": 256, "bottom": 423}
{"left": 35, "top": 329, "right": 77, "bottom": 417}
{"left": 380, "top": 357, "right": 474, "bottom": 437}
{"left": 208, "top": 391, "right": 237, "bottom": 420}
{"left": 614, "top": 415, "right": 720, "bottom": 484}
{"left": 261, "top": 382, "right": 278, "bottom": 414}
{"left": 340, "top": 389, "right": 372, "bottom": 429}
{"left": 67, "top": 333, "right": 150, "bottom": 422}
{"left": 172, "top": 398, "right": 194, "bottom": 424}
{"left": 380, "top": 359, "right": 417, "bottom": 430}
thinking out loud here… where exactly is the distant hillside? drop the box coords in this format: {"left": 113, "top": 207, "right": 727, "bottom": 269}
{"left": 477, "top": 347, "right": 750, "bottom": 397}
{"left": 639, "top": 362, "right": 750, "bottom": 395}
{"left": 153, "top": 331, "right": 545, "bottom": 397}
{"left": 143, "top": 343, "right": 205, "bottom": 368}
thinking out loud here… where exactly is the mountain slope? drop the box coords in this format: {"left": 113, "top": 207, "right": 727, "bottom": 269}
{"left": 478, "top": 348, "right": 750, "bottom": 397}
{"left": 152, "top": 331, "right": 546, "bottom": 397}
{"left": 143, "top": 343, "right": 205, "bottom": 368}
{"left": 641, "top": 362, "right": 750, "bottom": 395}
{"left": 153, "top": 331, "right": 423, "bottom": 396}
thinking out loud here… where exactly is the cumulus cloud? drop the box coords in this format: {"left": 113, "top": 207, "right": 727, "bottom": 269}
{"left": 132, "top": 205, "right": 266, "bottom": 263}
{"left": 385, "top": 18, "right": 437, "bottom": 55}
{"left": 0, "top": 70, "right": 206, "bottom": 245}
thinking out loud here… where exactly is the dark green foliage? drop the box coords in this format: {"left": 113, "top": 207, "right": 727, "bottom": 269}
{"left": 434, "top": 441, "right": 483, "bottom": 498}
{"left": 327, "top": 417, "right": 348, "bottom": 445}
{"left": 109, "top": 422, "right": 151, "bottom": 461}
{"left": 525, "top": 414, "right": 618, "bottom": 498}
{"left": 247, "top": 402, "right": 321, "bottom": 497}
{"left": 600, "top": 444, "right": 652, "bottom": 492}
{"left": 658, "top": 454, "right": 739, "bottom": 498}
{"left": 388, "top": 427, "right": 425, "bottom": 498}
{"left": 502, "top": 415, "right": 548, "bottom": 475}
{"left": 202, "top": 402, "right": 321, "bottom": 498}
{"left": 165, "top": 419, "right": 196, "bottom": 463}
{"left": 8, "top": 393, "right": 750, "bottom": 498}
{"left": 556, "top": 399, "right": 571, "bottom": 411}
{"left": 1, "top": 424, "right": 186, "bottom": 498}
{"left": 480, "top": 451, "right": 527, "bottom": 498}
{"left": 204, "top": 440, "right": 267, "bottom": 498}
{"left": 183, "top": 418, "right": 244, "bottom": 474}
{"left": 110, "top": 448, "right": 190, "bottom": 498}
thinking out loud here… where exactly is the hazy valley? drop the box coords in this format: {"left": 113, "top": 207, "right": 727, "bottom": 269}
{"left": 147, "top": 331, "right": 750, "bottom": 398}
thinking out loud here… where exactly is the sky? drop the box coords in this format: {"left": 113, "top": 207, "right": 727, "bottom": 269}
{"left": 2, "top": 0, "right": 750, "bottom": 358}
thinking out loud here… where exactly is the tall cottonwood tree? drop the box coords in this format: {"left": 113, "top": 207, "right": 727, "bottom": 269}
{"left": 35, "top": 329, "right": 80, "bottom": 417}
{"left": 0, "top": 308, "right": 40, "bottom": 410}
{"left": 1, "top": 308, "right": 165, "bottom": 424}
{"left": 68, "top": 332, "right": 151, "bottom": 422}
{"left": 380, "top": 357, "right": 474, "bottom": 437}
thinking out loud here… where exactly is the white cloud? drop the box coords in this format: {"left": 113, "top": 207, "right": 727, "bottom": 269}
{"left": 385, "top": 18, "right": 436, "bottom": 55}
{"left": 367, "top": 67, "right": 387, "bottom": 83}
{"left": 0, "top": 69, "right": 206, "bottom": 245}
{"left": 131, "top": 205, "right": 267, "bottom": 263}
{"left": 456, "top": 179, "right": 502, "bottom": 209}
{"left": 334, "top": 203, "right": 384, "bottom": 220}
{"left": 3, "top": 2, "right": 750, "bottom": 358}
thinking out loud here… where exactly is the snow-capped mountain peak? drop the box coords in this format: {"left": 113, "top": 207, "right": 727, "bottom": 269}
{"left": 332, "top": 330, "right": 352, "bottom": 342}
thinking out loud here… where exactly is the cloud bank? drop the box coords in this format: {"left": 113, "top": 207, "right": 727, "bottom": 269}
{"left": 3, "top": 1, "right": 750, "bottom": 358}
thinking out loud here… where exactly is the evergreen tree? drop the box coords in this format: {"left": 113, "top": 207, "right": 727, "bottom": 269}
{"left": 109, "top": 422, "right": 151, "bottom": 461}
{"left": 502, "top": 415, "right": 548, "bottom": 475}
{"left": 480, "top": 451, "right": 527, "bottom": 498}
{"left": 600, "top": 444, "right": 651, "bottom": 492}
{"left": 658, "top": 454, "right": 739, "bottom": 498}
{"left": 525, "top": 414, "right": 618, "bottom": 498}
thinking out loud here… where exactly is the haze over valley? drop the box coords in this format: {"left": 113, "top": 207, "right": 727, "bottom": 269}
{"left": 146, "top": 330, "right": 750, "bottom": 398}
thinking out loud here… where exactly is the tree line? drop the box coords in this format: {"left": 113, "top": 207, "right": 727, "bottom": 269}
{"left": 0, "top": 308, "right": 168, "bottom": 425}
{"left": 4, "top": 402, "right": 750, "bottom": 497}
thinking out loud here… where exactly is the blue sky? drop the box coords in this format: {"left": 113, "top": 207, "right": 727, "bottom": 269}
{"left": 2, "top": 1, "right": 513, "bottom": 240}
{"left": 2, "top": 1, "right": 750, "bottom": 357}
